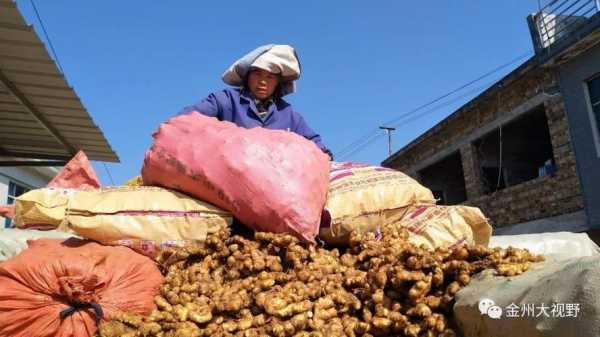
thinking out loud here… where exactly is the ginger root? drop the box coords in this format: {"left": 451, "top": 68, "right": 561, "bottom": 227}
{"left": 99, "top": 225, "right": 542, "bottom": 337}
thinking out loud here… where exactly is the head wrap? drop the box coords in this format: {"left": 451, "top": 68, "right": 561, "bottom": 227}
{"left": 222, "top": 44, "right": 301, "bottom": 97}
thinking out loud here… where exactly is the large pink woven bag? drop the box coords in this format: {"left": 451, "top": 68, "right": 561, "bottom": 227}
{"left": 142, "top": 112, "right": 330, "bottom": 243}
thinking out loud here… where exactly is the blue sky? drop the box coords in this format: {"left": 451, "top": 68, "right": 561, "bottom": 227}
{"left": 16, "top": 1, "right": 540, "bottom": 185}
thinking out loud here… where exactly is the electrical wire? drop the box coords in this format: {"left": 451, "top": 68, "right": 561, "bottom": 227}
{"left": 102, "top": 162, "right": 115, "bottom": 185}
{"left": 339, "top": 133, "right": 384, "bottom": 160}
{"left": 335, "top": 51, "right": 533, "bottom": 160}
{"left": 495, "top": 84, "right": 505, "bottom": 191}
{"left": 339, "top": 78, "right": 502, "bottom": 160}
{"left": 382, "top": 51, "right": 532, "bottom": 128}
{"left": 336, "top": 127, "right": 381, "bottom": 158}
{"left": 30, "top": 0, "right": 64, "bottom": 74}
{"left": 29, "top": 1, "right": 118, "bottom": 184}
{"left": 496, "top": 124, "right": 503, "bottom": 189}
{"left": 338, "top": 77, "right": 505, "bottom": 159}
{"left": 391, "top": 79, "right": 501, "bottom": 127}
{"left": 26, "top": 1, "right": 535, "bottom": 171}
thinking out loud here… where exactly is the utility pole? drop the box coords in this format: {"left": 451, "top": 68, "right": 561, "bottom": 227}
{"left": 379, "top": 126, "right": 396, "bottom": 156}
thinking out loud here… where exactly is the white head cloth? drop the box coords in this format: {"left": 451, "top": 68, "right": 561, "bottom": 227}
{"left": 222, "top": 44, "right": 301, "bottom": 96}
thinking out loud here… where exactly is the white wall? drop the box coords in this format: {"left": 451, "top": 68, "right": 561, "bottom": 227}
{"left": 0, "top": 174, "right": 9, "bottom": 206}
{"left": 0, "top": 166, "right": 58, "bottom": 224}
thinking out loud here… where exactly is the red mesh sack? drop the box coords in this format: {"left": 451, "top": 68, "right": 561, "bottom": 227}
{"left": 47, "top": 150, "right": 101, "bottom": 190}
{"left": 142, "top": 112, "right": 330, "bottom": 243}
{"left": 0, "top": 238, "right": 164, "bottom": 337}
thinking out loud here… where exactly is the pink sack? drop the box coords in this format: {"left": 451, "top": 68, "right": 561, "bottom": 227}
{"left": 0, "top": 205, "right": 15, "bottom": 220}
{"left": 47, "top": 151, "right": 101, "bottom": 190}
{"left": 142, "top": 112, "right": 330, "bottom": 243}
{"left": 1, "top": 151, "right": 100, "bottom": 223}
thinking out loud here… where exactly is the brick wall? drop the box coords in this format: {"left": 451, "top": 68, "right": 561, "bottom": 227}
{"left": 387, "top": 65, "right": 584, "bottom": 228}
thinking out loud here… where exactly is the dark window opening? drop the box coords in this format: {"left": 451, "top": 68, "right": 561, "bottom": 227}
{"left": 473, "top": 105, "right": 555, "bottom": 195}
{"left": 587, "top": 74, "right": 600, "bottom": 134}
{"left": 417, "top": 152, "right": 467, "bottom": 205}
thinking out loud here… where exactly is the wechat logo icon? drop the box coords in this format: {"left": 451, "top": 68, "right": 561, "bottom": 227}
{"left": 479, "top": 298, "right": 503, "bottom": 319}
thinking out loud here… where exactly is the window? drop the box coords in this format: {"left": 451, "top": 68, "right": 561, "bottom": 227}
{"left": 4, "top": 181, "right": 29, "bottom": 228}
{"left": 473, "top": 105, "right": 555, "bottom": 194}
{"left": 586, "top": 74, "right": 600, "bottom": 156}
{"left": 417, "top": 152, "right": 467, "bottom": 205}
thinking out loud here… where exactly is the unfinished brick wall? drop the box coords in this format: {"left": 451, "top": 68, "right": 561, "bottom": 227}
{"left": 387, "top": 65, "right": 584, "bottom": 228}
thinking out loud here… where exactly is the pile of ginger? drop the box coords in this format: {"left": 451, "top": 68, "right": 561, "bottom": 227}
{"left": 99, "top": 225, "right": 543, "bottom": 337}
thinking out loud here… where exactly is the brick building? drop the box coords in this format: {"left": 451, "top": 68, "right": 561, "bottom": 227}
{"left": 382, "top": 1, "right": 600, "bottom": 235}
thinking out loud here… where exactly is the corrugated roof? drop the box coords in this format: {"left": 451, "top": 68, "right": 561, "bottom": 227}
{"left": 0, "top": 0, "right": 118, "bottom": 162}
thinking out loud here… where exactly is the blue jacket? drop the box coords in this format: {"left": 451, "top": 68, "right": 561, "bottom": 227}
{"left": 180, "top": 88, "right": 332, "bottom": 157}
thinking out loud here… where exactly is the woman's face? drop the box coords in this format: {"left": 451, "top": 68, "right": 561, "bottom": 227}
{"left": 247, "top": 68, "right": 280, "bottom": 100}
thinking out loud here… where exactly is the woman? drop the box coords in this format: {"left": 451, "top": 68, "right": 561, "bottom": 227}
{"left": 180, "top": 44, "right": 332, "bottom": 159}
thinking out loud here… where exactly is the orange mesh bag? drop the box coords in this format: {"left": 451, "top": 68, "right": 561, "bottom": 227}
{"left": 0, "top": 238, "right": 164, "bottom": 337}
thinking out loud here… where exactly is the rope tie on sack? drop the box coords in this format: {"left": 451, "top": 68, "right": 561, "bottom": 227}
{"left": 59, "top": 300, "right": 104, "bottom": 327}
{"left": 57, "top": 271, "right": 104, "bottom": 328}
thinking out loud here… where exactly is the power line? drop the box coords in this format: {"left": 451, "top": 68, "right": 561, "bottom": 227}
{"left": 29, "top": 0, "right": 65, "bottom": 74}
{"left": 339, "top": 133, "right": 384, "bottom": 160}
{"left": 334, "top": 50, "right": 533, "bottom": 159}
{"left": 102, "top": 162, "right": 116, "bottom": 185}
{"left": 394, "top": 79, "right": 500, "bottom": 127}
{"left": 339, "top": 77, "right": 502, "bottom": 160}
{"left": 337, "top": 131, "right": 382, "bottom": 159}
{"left": 382, "top": 51, "right": 532, "bottom": 127}
{"left": 336, "top": 77, "right": 487, "bottom": 159}
{"left": 29, "top": 0, "right": 117, "bottom": 184}
{"left": 336, "top": 126, "right": 380, "bottom": 157}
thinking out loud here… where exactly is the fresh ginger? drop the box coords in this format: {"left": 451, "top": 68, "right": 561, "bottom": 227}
{"left": 98, "top": 225, "right": 542, "bottom": 337}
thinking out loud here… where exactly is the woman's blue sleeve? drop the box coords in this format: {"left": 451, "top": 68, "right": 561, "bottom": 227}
{"left": 292, "top": 113, "right": 333, "bottom": 160}
{"left": 178, "top": 93, "right": 220, "bottom": 117}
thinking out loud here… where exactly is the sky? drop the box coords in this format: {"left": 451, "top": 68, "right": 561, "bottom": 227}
{"left": 15, "top": 1, "right": 541, "bottom": 185}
